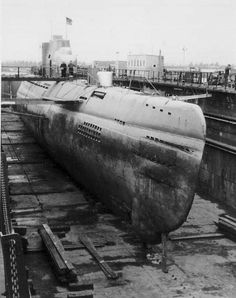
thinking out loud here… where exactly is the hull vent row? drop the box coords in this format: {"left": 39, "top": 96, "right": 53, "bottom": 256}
{"left": 115, "top": 118, "right": 125, "bottom": 125}
{"left": 79, "top": 96, "right": 87, "bottom": 100}
{"left": 83, "top": 121, "right": 102, "bottom": 131}
{"left": 146, "top": 135, "right": 193, "bottom": 153}
{"left": 77, "top": 122, "right": 102, "bottom": 142}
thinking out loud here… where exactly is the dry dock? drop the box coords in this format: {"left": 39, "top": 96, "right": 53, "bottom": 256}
{"left": 1, "top": 110, "right": 236, "bottom": 298}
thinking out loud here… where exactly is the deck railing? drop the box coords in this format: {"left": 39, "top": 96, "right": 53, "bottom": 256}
{"left": 1, "top": 65, "right": 235, "bottom": 90}
{"left": 1, "top": 65, "right": 88, "bottom": 80}
{"left": 113, "top": 69, "right": 236, "bottom": 90}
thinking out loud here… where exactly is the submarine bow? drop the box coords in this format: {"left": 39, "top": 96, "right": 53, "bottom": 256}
{"left": 16, "top": 80, "right": 206, "bottom": 243}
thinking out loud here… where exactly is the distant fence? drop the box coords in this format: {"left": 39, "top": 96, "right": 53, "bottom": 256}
{"left": 1, "top": 66, "right": 32, "bottom": 78}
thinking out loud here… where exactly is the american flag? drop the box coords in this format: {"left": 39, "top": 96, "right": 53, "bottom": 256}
{"left": 66, "top": 17, "right": 72, "bottom": 25}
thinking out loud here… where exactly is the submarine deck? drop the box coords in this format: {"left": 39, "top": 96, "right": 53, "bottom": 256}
{"left": 1, "top": 110, "right": 236, "bottom": 298}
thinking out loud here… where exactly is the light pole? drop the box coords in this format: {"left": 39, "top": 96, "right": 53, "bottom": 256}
{"left": 116, "top": 51, "right": 119, "bottom": 77}
{"left": 182, "top": 47, "right": 187, "bottom": 69}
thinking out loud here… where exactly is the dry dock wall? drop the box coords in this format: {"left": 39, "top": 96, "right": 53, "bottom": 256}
{"left": 199, "top": 146, "right": 236, "bottom": 209}
{"left": 196, "top": 91, "right": 236, "bottom": 209}
{"left": 196, "top": 90, "right": 236, "bottom": 119}
{"left": 126, "top": 80, "right": 236, "bottom": 210}
{"left": 115, "top": 79, "right": 236, "bottom": 210}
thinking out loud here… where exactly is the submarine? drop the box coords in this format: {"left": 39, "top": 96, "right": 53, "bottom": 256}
{"left": 15, "top": 70, "right": 206, "bottom": 243}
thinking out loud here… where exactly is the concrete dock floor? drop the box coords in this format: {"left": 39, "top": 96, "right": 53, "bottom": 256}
{"left": 1, "top": 111, "right": 236, "bottom": 298}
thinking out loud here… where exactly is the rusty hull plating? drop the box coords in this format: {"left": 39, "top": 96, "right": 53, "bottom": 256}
{"left": 16, "top": 80, "right": 206, "bottom": 243}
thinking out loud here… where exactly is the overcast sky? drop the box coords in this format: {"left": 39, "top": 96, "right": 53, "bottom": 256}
{"left": 1, "top": 0, "right": 236, "bottom": 65}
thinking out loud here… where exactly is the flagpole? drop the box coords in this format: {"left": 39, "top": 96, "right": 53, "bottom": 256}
{"left": 65, "top": 20, "right": 67, "bottom": 40}
{"left": 65, "top": 17, "right": 72, "bottom": 40}
{"left": 50, "top": 20, "right": 53, "bottom": 40}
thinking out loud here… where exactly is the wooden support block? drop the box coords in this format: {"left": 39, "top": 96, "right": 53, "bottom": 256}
{"left": 13, "top": 226, "right": 27, "bottom": 236}
{"left": 51, "top": 225, "right": 71, "bottom": 233}
{"left": 68, "top": 282, "right": 94, "bottom": 291}
{"left": 56, "top": 232, "right": 66, "bottom": 238}
{"left": 67, "top": 293, "right": 93, "bottom": 298}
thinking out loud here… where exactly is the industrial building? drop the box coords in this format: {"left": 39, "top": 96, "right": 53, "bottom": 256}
{"left": 127, "top": 52, "right": 164, "bottom": 79}
{"left": 93, "top": 60, "right": 127, "bottom": 71}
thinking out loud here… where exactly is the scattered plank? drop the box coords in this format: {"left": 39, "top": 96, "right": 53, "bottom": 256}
{"left": 217, "top": 214, "right": 236, "bottom": 241}
{"left": 221, "top": 214, "right": 236, "bottom": 224}
{"left": 11, "top": 207, "right": 42, "bottom": 215}
{"left": 79, "top": 234, "right": 119, "bottom": 280}
{"left": 63, "top": 238, "right": 114, "bottom": 251}
{"left": 169, "top": 232, "right": 225, "bottom": 241}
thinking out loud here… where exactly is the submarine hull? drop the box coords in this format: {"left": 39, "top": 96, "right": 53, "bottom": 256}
{"left": 16, "top": 80, "right": 205, "bottom": 243}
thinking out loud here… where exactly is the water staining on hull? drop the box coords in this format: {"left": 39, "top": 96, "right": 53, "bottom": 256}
{"left": 16, "top": 79, "right": 206, "bottom": 243}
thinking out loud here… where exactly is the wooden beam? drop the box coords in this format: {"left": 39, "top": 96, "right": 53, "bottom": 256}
{"left": 169, "top": 232, "right": 225, "bottom": 241}
{"left": 79, "top": 234, "right": 119, "bottom": 280}
{"left": 39, "top": 224, "right": 77, "bottom": 283}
